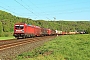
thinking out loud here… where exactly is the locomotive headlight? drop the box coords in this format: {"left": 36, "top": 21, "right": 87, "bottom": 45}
{"left": 15, "top": 30, "right": 24, "bottom": 33}
{"left": 22, "top": 30, "right": 24, "bottom": 32}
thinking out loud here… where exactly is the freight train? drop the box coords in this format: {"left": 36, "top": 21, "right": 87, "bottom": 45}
{"left": 13, "top": 23, "right": 84, "bottom": 39}
{"left": 13, "top": 23, "right": 56, "bottom": 39}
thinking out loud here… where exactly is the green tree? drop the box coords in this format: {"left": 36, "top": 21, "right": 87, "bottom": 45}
{"left": 86, "top": 28, "right": 90, "bottom": 34}
{"left": 0, "top": 22, "right": 3, "bottom": 32}
{"left": 0, "top": 22, "right": 3, "bottom": 36}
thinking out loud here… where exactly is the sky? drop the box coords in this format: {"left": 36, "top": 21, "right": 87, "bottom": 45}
{"left": 0, "top": 0, "right": 90, "bottom": 21}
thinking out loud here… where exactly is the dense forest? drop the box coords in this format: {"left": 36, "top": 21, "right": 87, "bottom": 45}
{"left": 0, "top": 10, "right": 90, "bottom": 37}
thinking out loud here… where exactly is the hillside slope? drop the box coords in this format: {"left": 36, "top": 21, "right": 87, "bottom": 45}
{"left": 0, "top": 10, "right": 90, "bottom": 36}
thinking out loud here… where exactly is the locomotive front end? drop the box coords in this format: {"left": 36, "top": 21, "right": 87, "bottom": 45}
{"left": 13, "top": 23, "right": 26, "bottom": 38}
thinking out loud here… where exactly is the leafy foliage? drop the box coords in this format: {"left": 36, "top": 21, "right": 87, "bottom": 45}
{"left": 86, "top": 28, "right": 90, "bottom": 34}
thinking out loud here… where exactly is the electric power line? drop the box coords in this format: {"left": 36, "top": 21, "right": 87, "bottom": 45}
{"left": 0, "top": 5, "right": 21, "bottom": 16}
{"left": 27, "top": 0, "right": 52, "bottom": 20}
{"left": 14, "top": 0, "right": 40, "bottom": 19}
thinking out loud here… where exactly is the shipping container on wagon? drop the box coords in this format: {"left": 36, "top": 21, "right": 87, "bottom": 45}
{"left": 62, "top": 32, "right": 67, "bottom": 35}
{"left": 51, "top": 30, "right": 56, "bottom": 35}
{"left": 55, "top": 30, "right": 62, "bottom": 35}
{"left": 41, "top": 28, "right": 48, "bottom": 36}
{"left": 47, "top": 29, "right": 52, "bottom": 35}
{"left": 68, "top": 32, "right": 76, "bottom": 34}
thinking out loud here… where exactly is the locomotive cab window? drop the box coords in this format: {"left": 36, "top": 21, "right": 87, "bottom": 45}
{"left": 15, "top": 25, "right": 24, "bottom": 29}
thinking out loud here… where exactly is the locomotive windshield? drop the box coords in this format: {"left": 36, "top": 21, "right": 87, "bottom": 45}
{"left": 15, "top": 25, "right": 24, "bottom": 29}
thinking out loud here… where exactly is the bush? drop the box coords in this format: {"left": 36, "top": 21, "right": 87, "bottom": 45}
{"left": 86, "top": 28, "right": 90, "bottom": 34}
{"left": 0, "top": 32, "right": 13, "bottom": 37}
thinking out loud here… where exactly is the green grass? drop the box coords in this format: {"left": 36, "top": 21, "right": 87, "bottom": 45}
{"left": 0, "top": 36, "right": 15, "bottom": 40}
{"left": 15, "top": 34, "right": 90, "bottom": 60}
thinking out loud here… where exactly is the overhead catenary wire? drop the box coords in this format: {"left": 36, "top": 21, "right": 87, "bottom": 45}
{"left": 14, "top": 0, "right": 40, "bottom": 19}
{"left": 0, "top": 5, "right": 22, "bottom": 16}
{"left": 20, "top": 0, "right": 51, "bottom": 21}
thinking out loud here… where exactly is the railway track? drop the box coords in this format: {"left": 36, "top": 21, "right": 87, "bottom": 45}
{"left": 0, "top": 36, "right": 54, "bottom": 45}
{"left": 0, "top": 36, "right": 52, "bottom": 51}
{"left": 0, "top": 36, "right": 56, "bottom": 60}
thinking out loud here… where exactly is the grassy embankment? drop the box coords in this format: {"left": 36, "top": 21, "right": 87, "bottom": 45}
{"left": 0, "top": 36, "right": 15, "bottom": 40}
{"left": 15, "top": 34, "right": 90, "bottom": 60}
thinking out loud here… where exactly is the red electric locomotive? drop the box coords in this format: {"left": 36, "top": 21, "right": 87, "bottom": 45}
{"left": 13, "top": 23, "right": 41, "bottom": 39}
